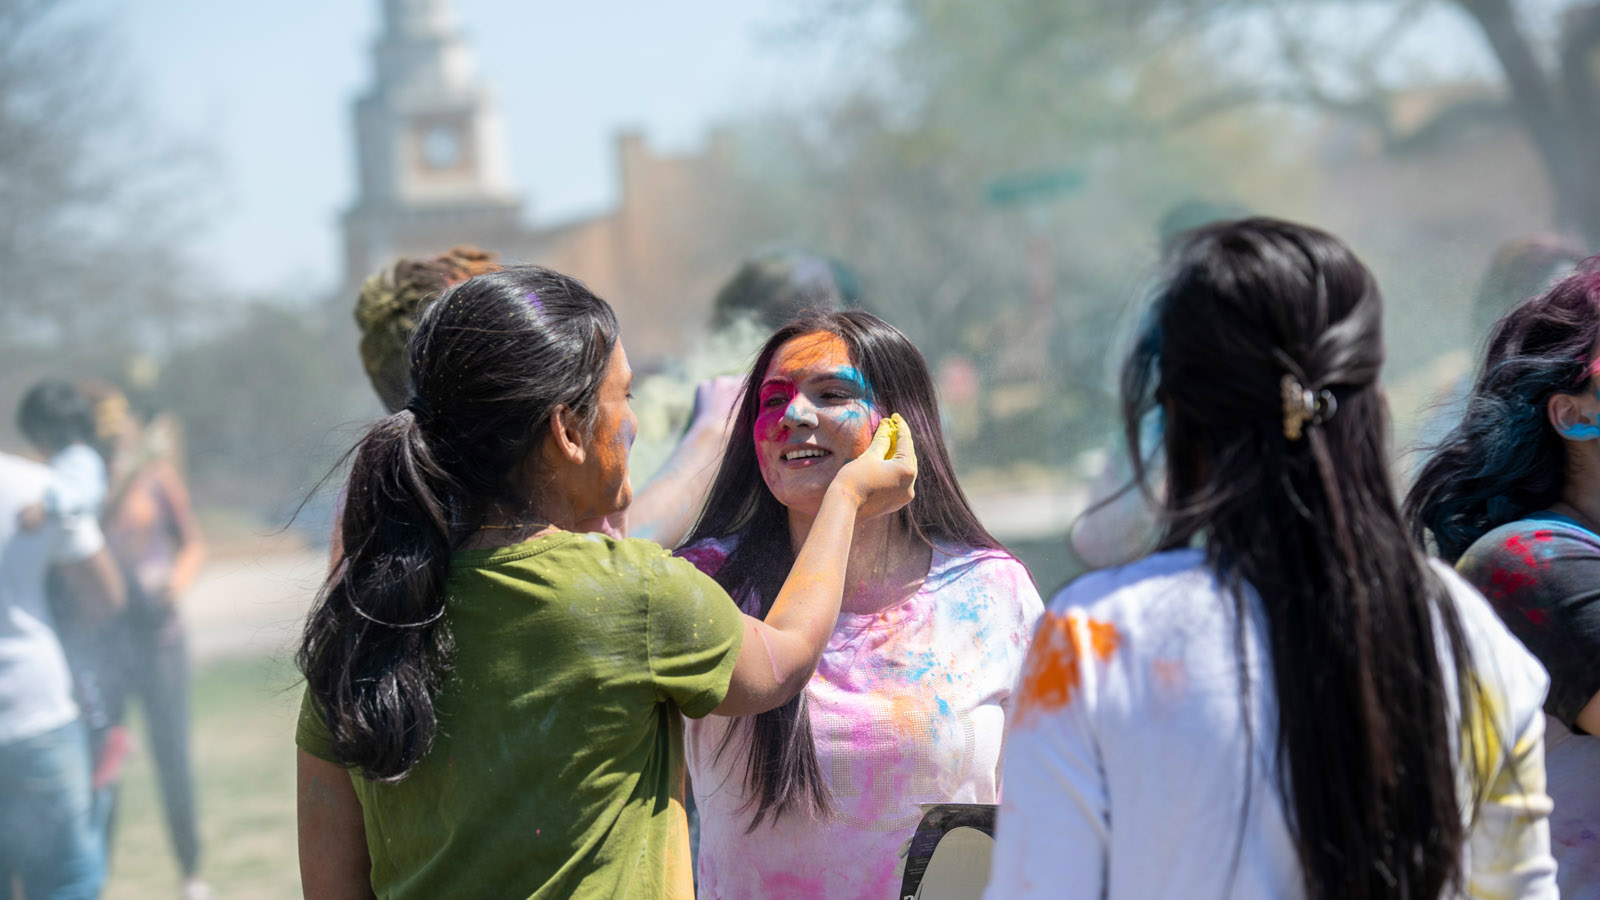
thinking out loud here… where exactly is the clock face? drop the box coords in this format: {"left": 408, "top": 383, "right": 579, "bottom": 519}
{"left": 421, "top": 124, "right": 462, "bottom": 169}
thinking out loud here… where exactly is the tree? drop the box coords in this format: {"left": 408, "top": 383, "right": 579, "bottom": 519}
{"left": 784, "top": 0, "right": 1600, "bottom": 243}
{"left": 731, "top": 0, "right": 1308, "bottom": 469}
{"left": 0, "top": 0, "right": 207, "bottom": 351}
{"left": 1176, "top": 0, "right": 1600, "bottom": 246}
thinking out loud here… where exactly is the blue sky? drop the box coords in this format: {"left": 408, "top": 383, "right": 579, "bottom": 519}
{"left": 107, "top": 0, "right": 853, "bottom": 298}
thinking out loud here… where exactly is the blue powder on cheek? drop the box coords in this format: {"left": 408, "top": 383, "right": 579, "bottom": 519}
{"left": 1563, "top": 423, "right": 1600, "bottom": 440}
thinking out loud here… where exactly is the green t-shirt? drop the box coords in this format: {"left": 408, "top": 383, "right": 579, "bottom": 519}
{"left": 297, "top": 532, "right": 745, "bottom": 899}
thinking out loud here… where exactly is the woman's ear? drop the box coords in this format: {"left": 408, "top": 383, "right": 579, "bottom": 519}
{"left": 1547, "top": 392, "right": 1600, "bottom": 441}
{"left": 546, "top": 404, "right": 588, "bottom": 466}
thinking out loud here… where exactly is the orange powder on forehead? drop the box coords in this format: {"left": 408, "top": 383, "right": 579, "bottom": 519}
{"left": 765, "top": 331, "right": 853, "bottom": 381}
{"left": 1013, "top": 611, "right": 1119, "bottom": 729}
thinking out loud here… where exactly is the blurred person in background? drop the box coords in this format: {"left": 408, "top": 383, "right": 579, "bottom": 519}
{"left": 708, "top": 249, "right": 861, "bottom": 333}
{"left": 1067, "top": 199, "right": 1246, "bottom": 572}
{"left": 15, "top": 381, "right": 108, "bottom": 531}
{"left": 82, "top": 381, "right": 209, "bottom": 900}
{"left": 676, "top": 310, "right": 1042, "bottom": 900}
{"left": 1407, "top": 261, "right": 1600, "bottom": 894}
{"left": 0, "top": 446, "right": 125, "bottom": 899}
{"left": 295, "top": 266, "right": 916, "bottom": 898}
{"left": 990, "top": 218, "right": 1555, "bottom": 899}
{"left": 15, "top": 381, "right": 121, "bottom": 851}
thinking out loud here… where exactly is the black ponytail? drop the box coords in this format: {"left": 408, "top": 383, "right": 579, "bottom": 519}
{"left": 297, "top": 266, "right": 618, "bottom": 780}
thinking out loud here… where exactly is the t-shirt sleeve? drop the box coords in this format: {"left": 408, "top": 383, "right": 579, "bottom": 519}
{"left": 985, "top": 607, "right": 1112, "bottom": 900}
{"left": 1435, "top": 562, "right": 1558, "bottom": 897}
{"left": 644, "top": 549, "right": 745, "bottom": 719}
{"left": 48, "top": 513, "right": 104, "bottom": 564}
{"left": 1456, "top": 525, "right": 1600, "bottom": 730}
{"left": 295, "top": 686, "right": 341, "bottom": 764}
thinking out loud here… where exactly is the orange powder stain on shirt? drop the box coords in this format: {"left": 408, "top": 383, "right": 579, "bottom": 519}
{"left": 1013, "top": 611, "right": 1119, "bottom": 729}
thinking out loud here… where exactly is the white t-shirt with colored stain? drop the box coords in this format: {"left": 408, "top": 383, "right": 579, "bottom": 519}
{"left": 0, "top": 453, "right": 105, "bottom": 745}
{"left": 987, "top": 548, "right": 1556, "bottom": 900}
{"left": 679, "top": 539, "right": 1043, "bottom": 900}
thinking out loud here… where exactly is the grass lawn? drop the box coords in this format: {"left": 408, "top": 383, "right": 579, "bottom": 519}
{"left": 105, "top": 654, "right": 304, "bottom": 900}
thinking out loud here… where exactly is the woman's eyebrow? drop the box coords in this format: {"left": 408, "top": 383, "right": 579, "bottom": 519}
{"left": 805, "top": 368, "right": 867, "bottom": 388}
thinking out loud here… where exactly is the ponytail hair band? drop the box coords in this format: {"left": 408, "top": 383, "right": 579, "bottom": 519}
{"left": 1281, "top": 374, "right": 1338, "bottom": 441}
{"left": 404, "top": 396, "right": 434, "bottom": 427}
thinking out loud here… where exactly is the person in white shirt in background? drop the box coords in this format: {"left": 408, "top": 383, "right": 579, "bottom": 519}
{"left": 989, "top": 218, "right": 1556, "bottom": 900}
{"left": 15, "top": 380, "right": 107, "bottom": 532}
{"left": 0, "top": 450, "right": 124, "bottom": 899}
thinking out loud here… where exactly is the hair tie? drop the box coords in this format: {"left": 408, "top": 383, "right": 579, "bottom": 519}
{"left": 404, "top": 396, "right": 434, "bottom": 427}
{"left": 1280, "top": 374, "right": 1337, "bottom": 440}
{"left": 349, "top": 597, "right": 446, "bottom": 629}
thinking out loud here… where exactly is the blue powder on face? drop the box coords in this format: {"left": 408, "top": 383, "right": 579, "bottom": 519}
{"left": 838, "top": 365, "right": 871, "bottom": 396}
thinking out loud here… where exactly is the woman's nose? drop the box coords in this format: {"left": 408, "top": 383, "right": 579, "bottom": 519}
{"left": 782, "top": 396, "right": 819, "bottom": 429}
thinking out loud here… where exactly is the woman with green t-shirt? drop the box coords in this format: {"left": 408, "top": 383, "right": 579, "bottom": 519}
{"left": 293, "top": 266, "right": 916, "bottom": 899}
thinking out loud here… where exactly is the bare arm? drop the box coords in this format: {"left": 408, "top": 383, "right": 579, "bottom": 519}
{"left": 55, "top": 546, "right": 125, "bottom": 621}
{"left": 297, "top": 750, "right": 374, "bottom": 900}
{"left": 626, "top": 376, "right": 741, "bottom": 548}
{"left": 152, "top": 462, "right": 206, "bottom": 597}
{"left": 712, "top": 415, "right": 916, "bottom": 716}
{"left": 1577, "top": 691, "right": 1600, "bottom": 736}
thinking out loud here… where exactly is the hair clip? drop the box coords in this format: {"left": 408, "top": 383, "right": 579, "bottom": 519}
{"left": 1281, "top": 374, "right": 1336, "bottom": 440}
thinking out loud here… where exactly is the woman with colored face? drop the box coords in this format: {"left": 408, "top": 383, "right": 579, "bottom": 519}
{"left": 1409, "top": 260, "right": 1600, "bottom": 894}
{"left": 677, "top": 311, "right": 1044, "bottom": 899}
{"left": 293, "top": 268, "right": 917, "bottom": 900}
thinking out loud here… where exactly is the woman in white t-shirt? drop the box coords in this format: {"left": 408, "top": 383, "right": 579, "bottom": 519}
{"left": 988, "top": 218, "right": 1557, "bottom": 900}
{"left": 677, "top": 310, "right": 1043, "bottom": 899}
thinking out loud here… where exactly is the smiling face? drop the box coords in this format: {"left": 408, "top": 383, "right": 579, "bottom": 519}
{"left": 753, "top": 331, "right": 882, "bottom": 517}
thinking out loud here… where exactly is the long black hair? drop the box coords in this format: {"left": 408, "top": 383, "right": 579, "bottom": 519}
{"left": 1407, "top": 261, "right": 1600, "bottom": 561}
{"left": 681, "top": 309, "right": 1005, "bottom": 829}
{"left": 297, "top": 266, "right": 619, "bottom": 781}
{"left": 1124, "top": 218, "right": 1485, "bottom": 899}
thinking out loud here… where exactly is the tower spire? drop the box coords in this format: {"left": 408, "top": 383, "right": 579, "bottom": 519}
{"left": 341, "top": 0, "right": 522, "bottom": 289}
{"left": 382, "top": 0, "right": 455, "bottom": 38}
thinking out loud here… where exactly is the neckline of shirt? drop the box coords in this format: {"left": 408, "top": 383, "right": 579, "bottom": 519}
{"left": 451, "top": 530, "right": 583, "bottom": 568}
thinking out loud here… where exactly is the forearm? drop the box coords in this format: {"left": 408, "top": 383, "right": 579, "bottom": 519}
{"left": 167, "top": 540, "right": 206, "bottom": 596}
{"left": 760, "top": 483, "right": 860, "bottom": 683}
{"left": 628, "top": 423, "right": 728, "bottom": 547}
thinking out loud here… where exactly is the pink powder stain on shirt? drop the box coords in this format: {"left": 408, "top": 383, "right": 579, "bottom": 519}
{"left": 1505, "top": 534, "right": 1541, "bottom": 568}
{"left": 1489, "top": 567, "right": 1539, "bottom": 598}
{"left": 765, "top": 870, "right": 827, "bottom": 898}
{"left": 678, "top": 541, "right": 730, "bottom": 577}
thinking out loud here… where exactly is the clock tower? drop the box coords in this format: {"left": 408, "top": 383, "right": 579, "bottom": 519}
{"left": 342, "top": 0, "right": 523, "bottom": 287}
